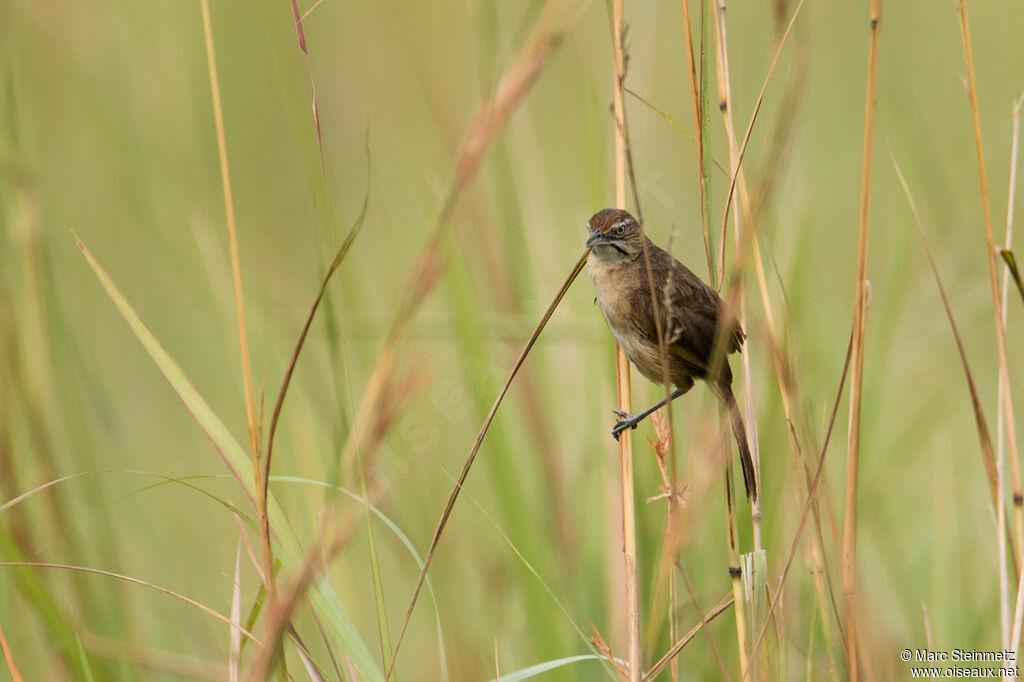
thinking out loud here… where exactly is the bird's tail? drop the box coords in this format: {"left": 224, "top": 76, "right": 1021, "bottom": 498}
{"left": 719, "top": 385, "right": 757, "bottom": 502}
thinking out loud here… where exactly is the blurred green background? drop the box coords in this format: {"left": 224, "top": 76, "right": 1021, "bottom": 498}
{"left": 2, "top": 0, "right": 1023, "bottom": 679}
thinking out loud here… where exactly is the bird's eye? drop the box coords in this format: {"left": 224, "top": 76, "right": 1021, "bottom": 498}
{"left": 615, "top": 225, "right": 625, "bottom": 235}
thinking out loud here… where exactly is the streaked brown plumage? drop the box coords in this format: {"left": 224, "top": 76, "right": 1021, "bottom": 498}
{"left": 586, "top": 208, "right": 757, "bottom": 501}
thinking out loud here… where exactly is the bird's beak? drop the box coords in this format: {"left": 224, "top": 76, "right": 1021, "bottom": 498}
{"left": 586, "top": 231, "right": 614, "bottom": 248}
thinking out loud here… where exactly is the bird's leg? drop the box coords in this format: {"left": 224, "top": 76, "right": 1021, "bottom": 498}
{"left": 611, "top": 388, "right": 686, "bottom": 440}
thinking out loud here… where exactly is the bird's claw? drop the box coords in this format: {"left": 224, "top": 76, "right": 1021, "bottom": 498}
{"left": 611, "top": 410, "right": 640, "bottom": 440}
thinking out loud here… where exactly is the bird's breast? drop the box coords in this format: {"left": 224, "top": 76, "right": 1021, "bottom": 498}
{"left": 588, "top": 255, "right": 664, "bottom": 383}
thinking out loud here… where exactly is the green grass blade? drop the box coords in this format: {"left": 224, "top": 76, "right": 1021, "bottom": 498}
{"left": 75, "top": 237, "right": 384, "bottom": 681}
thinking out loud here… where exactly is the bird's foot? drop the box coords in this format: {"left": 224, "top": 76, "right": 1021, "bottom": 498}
{"left": 611, "top": 409, "right": 641, "bottom": 440}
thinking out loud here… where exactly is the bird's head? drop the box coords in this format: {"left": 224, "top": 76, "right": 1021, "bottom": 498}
{"left": 586, "top": 208, "right": 643, "bottom": 262}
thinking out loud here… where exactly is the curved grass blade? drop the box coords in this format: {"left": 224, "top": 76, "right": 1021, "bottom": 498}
{"left": 387, "top": 249, "right": 589, "bottom": 677}
{"left": 261, "top": 145, "right": 371, "bottom": 598}
{"left": 0, "top": 562, "right": 259, "bottom": 644}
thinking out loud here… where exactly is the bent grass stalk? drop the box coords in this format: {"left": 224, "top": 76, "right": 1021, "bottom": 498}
{"left": 386, "top": 249, "right": 589, "bottom": 678}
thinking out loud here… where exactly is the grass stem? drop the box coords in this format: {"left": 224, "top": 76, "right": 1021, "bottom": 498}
{"left": 841, "top": 1, "right": 882, "bottom": 677}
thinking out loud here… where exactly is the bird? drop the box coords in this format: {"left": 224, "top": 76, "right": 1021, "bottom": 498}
{"left": 585, "top": 207, "right": 757, "bottom": 501}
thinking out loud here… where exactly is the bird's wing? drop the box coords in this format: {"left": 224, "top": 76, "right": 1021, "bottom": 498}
{"left": 638, "top": 251, "right": 744, "bottom": 379}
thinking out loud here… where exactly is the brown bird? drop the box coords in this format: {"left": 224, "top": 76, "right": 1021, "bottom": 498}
{"left": 586, "top": 208, "right": 757, "bottom": 501}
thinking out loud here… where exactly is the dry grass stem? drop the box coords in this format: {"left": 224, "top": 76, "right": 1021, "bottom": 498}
{"left": 841, "top": 2, "right": 881, "bottom": 678}
{"left": 956, "top": 0, "right": 1022, "bottom": 580}
{"left": 706, "top": 2, "right": 808, "bottom": 676}
{"left": 199, "top": 0, "right": 267, "bottom": 583}
{"left": 589, "top": 624, "right": 631, "bottom": 681}
{"left": 646, "top": 412, "right": 689, "bottom": 505}
{"left": 710, "top": 0, "right": 762, "bottom": 546}
{"left": 610, "top": 1, "right": 643, "bottom": 678}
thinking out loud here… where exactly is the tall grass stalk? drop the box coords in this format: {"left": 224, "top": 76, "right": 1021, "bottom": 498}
{"left": 198, "top": 0, "right": 269, "bottom": 590}
{"left": 710, "top": 1, "right": 808, "bottom": 675}
{"left": 841, "top": 1, "right": 882, "bottom": 678}
{"left": 608, "top": 3, "right": 687, "bottom": 676}
{"left": 705, "top": 14, "right": 752, "bottom": 675}
{"left": 955, "top": 0, "right": 1023, "bottom": 590}
{"left": 610, "top": 1, "right": 641, "bottom": 678}
{"left": 710, "top": 0, "right": 761, "bottom": 544}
